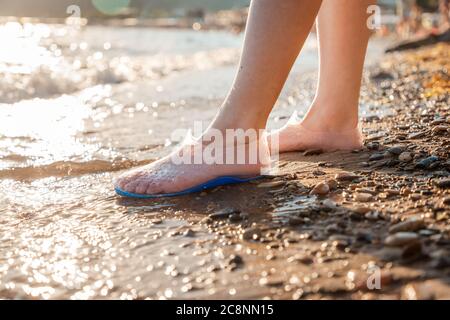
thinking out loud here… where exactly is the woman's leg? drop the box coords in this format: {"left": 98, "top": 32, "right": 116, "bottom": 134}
{"left": 115, "top": 0, "right": 322, "bottom": 195}
{"left": 274, "top": 0, "right": 375, "bottom": 152}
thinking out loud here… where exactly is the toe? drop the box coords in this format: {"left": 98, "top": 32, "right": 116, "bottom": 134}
{"left": 123, "top": 180, "right": 140, "bottom": 193}
{"left": 135, "top": 181, "right": 149, "bottom": 194}
{"left": 146, "top": 183, "right": 162, "bottom": 195}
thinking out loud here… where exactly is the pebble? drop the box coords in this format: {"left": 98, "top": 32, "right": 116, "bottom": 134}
{"left": 399, "top": 152, "right": 413, "bottom": 162}
{"left": 310, "top": 182, "right": 330, "bottom": 196}
{"left": 443, "top": 196, "right": 450, "bottom": 205}
{"left": 242, "top": 227, "right": 262, "bottom": 241}
{"left": 402, "top": 241, "right": 423, "bottom": 260}
{"left": 389, "top": 217, "right": 425, "bottom": 234}
{"left": 288, "top": 217, "right": 303, "bottom": 226}
{"left": 353, "top": 206, "right": 372, "bottom": 214}
{"left": 183, "top": 229, "right": 196, "bottom": 237}
{"left": 384, "top": 232, "right": 419, "bottom": 247}
{"left": 209, "top": 208, "right": 240, "bottom": 220}
{"left": 369, "top": 153, "right": 385, "bottom": 161}
{"left": 354, "top": 192, "right": 373, "bottom": 202}
{"left": 259, "top": 276, "right": 284, "bottom": 287}
{"left": 227, "top": 254, "right": 244, "bottom": 266}
{"left": 287, "top": 253, "right": 314, "bottom": 265}
{"left": 228, "top": 213, "right": 243, "bottom": 222}
{"left": 335, "top": 172, "right": 360, "bottom": 182}
{"left": 387, "top": 145, "right": 405, "bottom": 155}
{"left": 407, "top": 131, "right": 426, "bottom": 139}
{"left": 434, "top": 178, "right": 450, "bottom": 189}
{"left": 415, "top": 156, "right": 439, "bottom": 169}
{"left": 431, "top": 125, "right": 448, "bottom": 135}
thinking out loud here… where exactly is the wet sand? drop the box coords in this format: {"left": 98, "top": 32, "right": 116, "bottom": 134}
{"left": 1, "top": 43, "right": 449, "bottom": 300}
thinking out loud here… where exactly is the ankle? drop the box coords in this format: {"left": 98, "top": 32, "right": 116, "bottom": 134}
{"left": 301, "top": 105, "right": 359, "bottom": 133}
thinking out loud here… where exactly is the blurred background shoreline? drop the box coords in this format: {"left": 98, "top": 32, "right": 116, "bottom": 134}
{"left": 0, "top": 0, "right": 448, "bottom": 36}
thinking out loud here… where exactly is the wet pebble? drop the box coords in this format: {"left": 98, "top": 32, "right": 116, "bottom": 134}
{"left": 227, "top": 254, "right": 244, "bottom": 266}
{"left": 183, "top": 229, "right": 196, "bottom": 237}
{"left": 242, "top": 227, "right": 262, "bottom": 241}
{"left": 354, "top": 193, "right": 373, "bottom": 202}
{"left": 431, "top": 125, "right": 448, "bottom": 135}
{"left": 408, "top": 131, "right": 426, "bottom": 139}
{"left": 369, "top": 153, "right": 385, "bottom": 161}
{"left": 389, "top": 217, "right": 425, "bottom": 234}
{"left": 353, "top": 206, "right": 372, "bottom": 214}
{"left": 399, "top": 152, "right": 413, "bottom": 162}
{"left": 415, "top": 156, "right": 439, "bottom": 169}
{"left": 209, "top": 208, "right": 240, "bottom": 220}
{"left": 259, "top": 276, "right": 284, "bottom": 287}
{"left": 434, "top": 178, "right": 450, "bottom": 189}
{"left": 288, "top": 217, "right": 304, "bottom": 226}
{"left": 287, "top": 253, "right": 314, "bottom": 265}
{"left": 387, "top": 145, "right": 405, "bottom": 155}
{"left": 310, "top": 182, "right": 330, "bottom": 196}
{"left": 384, "top": 232, "right": 419, "bottom": 247}
{"left": 335, "top": 172, "right": 360, "bottom": 182}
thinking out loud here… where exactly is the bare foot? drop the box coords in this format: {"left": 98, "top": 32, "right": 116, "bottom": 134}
{"left": 268, "top": 111, "right": 363, "bottom": 153}
{"left": 114, "top": 135, "right": 270, "bottom": 196}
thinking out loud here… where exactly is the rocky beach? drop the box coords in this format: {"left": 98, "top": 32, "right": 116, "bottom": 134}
{"left": 0, "top": 20, "right": 448, "bottom": 299}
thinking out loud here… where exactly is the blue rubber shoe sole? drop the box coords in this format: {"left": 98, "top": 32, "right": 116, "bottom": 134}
{"left": 115, "top": 175, "right": 263, "bottom": 199}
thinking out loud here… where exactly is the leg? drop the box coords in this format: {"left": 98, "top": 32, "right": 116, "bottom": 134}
{"left": 115, "top": 0, "right": 321, "bottom": 195}
{"left": 274, "top": 0, "right": 375, "bottom": 152}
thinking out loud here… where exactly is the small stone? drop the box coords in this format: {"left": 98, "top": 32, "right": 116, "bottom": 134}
{"left": 335, "top": 172, "right": 360, "bottom": 182}
{"left": 402, "top": 241, "right": 423, "bottom": 260}
{"left": 369, "top": 153, "right": 385, "bottom": 161}
{"left": 183, "top": 229, "right": 196, "bottom": 237}
{"left": 354, "top": 192, "right": 373, "bottom": 202}
{"left": 385, "top": 189, "right": 400, "bottom": 196}
{"left": 310, "top": 182, "right": 330, "bottom": 196}
{"left": 434, "top": 178, "right": 450, "bottom": 189}
{"left": 407, "top": 131, "right": 426, "bottom": 139}
{"left": 432, "top": 125, "right": 448, "bottom": 135}
{"left": 209, "top": 208, "right": 240, "bottom": 220}
{"left": 353, "top": 206, "right": 372, "bottom": 214}
{"left": 228, "top": 254, "right": 244, "bottom": 266}
{"left": 443, "top": 196, "right": 450, "bottom": 205}
{"left": 387, "top": 145, "right": 405, "bottom": 155}
{"left": 384, "top": 232, "right": 419, "bottom": 247}
{"left": 366, "top": 141, "right": 380, "bottom": 150}
{"left": 389, "top": 217, "right": 425, "bottom": 234}
{"left": 399, "top": 152, "right": 413, "bottom": 162}
{"left": 322, "top": 199, "right": 337, "bottom": 209}
{"left": 303, "top": 149, "right": 323, "bottom": 156}
{"left": 288, "top": 217, "right": 303, "bottom": 226}
{"left": 257, "top": 181, "right": 285, "bottom": 188}
{"left": 287, "top": 253, "right": 313, "bottom": 265}
{"left": 415, "top": 156, "right": 439, "bottom": 169}
{"left": 228, "top": 213, "right": 243, "bottom": 222}
{"left": 242, "top": 227, "right": 261, "bottom": 241}
{"left": 259, "top": 276, "right": 284, "bottom": 287}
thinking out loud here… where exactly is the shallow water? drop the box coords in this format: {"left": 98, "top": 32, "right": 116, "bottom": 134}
{"left": 0, "top": 22, "right": 390, "bottom": 299}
